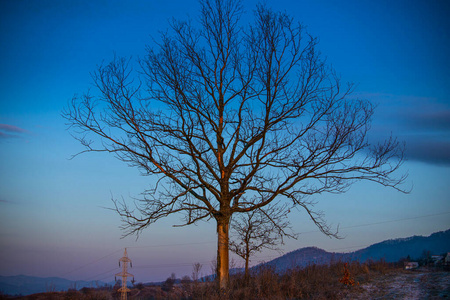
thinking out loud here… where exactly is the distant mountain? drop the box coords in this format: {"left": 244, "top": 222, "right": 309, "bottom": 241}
{"left": 258, "top": 229, "right": 450, "bottom": 273}
{"left": 349, "top": 229, "right": 450, "bottom": 263}
{"left": 262, "top": 247, "right": 346, "bottom": 272}
{"left": 0, "top": 275, "right": 106, "bottom": 296}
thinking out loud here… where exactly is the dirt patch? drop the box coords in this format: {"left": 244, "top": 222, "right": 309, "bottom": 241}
{"left": 347, "top": 270, "right": 450, "bottom": 299}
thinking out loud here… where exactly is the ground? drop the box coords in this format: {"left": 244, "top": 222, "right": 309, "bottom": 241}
{"left": 3, "top": 267, "right": 449, "bottom": 299}
{"left": 347, "top": 269, "right": 450, "bottom": 299}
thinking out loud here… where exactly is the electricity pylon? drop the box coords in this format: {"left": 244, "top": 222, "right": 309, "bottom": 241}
{"left": 115, "top": 248, "right": 134, "bottom": 300}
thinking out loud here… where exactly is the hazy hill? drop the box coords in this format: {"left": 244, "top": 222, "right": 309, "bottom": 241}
{"left": 258, "top": 229, "right": 450, "bottom": 273}
{"left": 0, "top": 275, "right": 105, "bottom": 296}
{"left": 262, "top": 247, "right": 346, "bottom": 272}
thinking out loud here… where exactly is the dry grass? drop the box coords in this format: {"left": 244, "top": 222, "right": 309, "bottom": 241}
{"left": 6, "top": 261, "right": 448, "bottom": 300}
{"left": 160, "top": 260, "right": 397, "bottom": 300}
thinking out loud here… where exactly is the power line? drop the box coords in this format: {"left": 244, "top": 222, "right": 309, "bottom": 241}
{"left": 59, "top": 210, "right": 449, "bottom": 283}
{"left": 121, "top": 211, "right": 450, "bottom": 254}
{"left": 340, "top": 211, "right": 450, "bottom": 229}
{"left": 297, "top": 211, "right": 450, "bottom": 235}
{"left": 134, "top": 261, "right": 213, "bottom": 269}
{"left": 56, "top": 244, "right": 213, "bottom": 281}
{"left": 85, "top": 267, "right": 120, "bottom": 282}
{"left": 59, "top": 249, "right": 123, "bottom": 278}
{"left": 59, "top": 245, "right": 215, "bottom": 282}
{"left": 127, "top": 241, "right": 215, "bottom": 249}
{"left": 328, "top": 244, "right": 370, "bottom": 252}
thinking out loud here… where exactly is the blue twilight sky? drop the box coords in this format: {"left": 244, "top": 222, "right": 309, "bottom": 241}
{"left": 1, "top": 0, "right": 449, "bottom": 283}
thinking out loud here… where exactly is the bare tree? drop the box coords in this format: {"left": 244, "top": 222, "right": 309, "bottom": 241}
{"left": 191, "top": 262, "right": 203, "bottom": 282}
{"left": 63, "top": 0, "right": 406, "bottom": 290}
{"left": 229, "top": 203, "right": 297, "bottom": 283}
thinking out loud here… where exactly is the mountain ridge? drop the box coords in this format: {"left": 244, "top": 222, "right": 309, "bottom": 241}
{"left": 259, "top": 229, "right": 450, "bottom": 273}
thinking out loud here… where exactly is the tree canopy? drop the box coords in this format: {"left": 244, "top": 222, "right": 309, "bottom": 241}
{"left": 64, "top": 0, "right": 406, "bottom": 290}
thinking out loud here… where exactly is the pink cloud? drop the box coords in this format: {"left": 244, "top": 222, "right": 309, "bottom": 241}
{"left": 0, "top": 124, "right": 28, "bottom": 133}
{"left": 0, "top": 124, "right": 30, "bottom": 139}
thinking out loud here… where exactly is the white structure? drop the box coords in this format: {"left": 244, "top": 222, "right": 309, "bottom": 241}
{"left": 404, "top": 262, "right": 419, "bottom": 270}
{"left": 115, "top": 248, "right": 134, "bottom": 300}
{"left": 445, "top": 253, "right": 450, "bottom": 265}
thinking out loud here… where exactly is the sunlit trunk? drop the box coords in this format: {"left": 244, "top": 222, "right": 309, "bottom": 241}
{"left": 217, "top": 219, "right": 230, "bottom": 290}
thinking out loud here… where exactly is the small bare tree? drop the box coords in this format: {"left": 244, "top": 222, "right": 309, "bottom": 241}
{"left": 229, "top": 203, "right": 297, "bottom": 282}
{"left": 63, "top": 0, "right": 406, "bottom": 290}
{"left": 192, "top": 262, "right": 203, "bottom": 282}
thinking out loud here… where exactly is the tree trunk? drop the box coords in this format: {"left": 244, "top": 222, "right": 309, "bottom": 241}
{"left": 244, "top": 256, "right": 249, "bottom": 284}
{"left": 217, "top": 219, "right": 230, "bottom": 291}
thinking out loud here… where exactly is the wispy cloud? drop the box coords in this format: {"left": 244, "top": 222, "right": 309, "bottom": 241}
{"left": 0, "top": 198, "right": 15, "bottom": 204}
{"left": 0, "top": 124, "right": 29, "bottom": 139}
{"left": 405, "top": 138, "right": 450, "bottom": 165}
{"left": 0, "top": 124, "right": 28, "bottom": 133}
{"left": 367, "top": 94, "right": 450, "bottom": 165}
{"left": 396, "top": 107, "right": 450, "bottom": 165}
{"left": 402, "top": 110, "right": 450, "bottom": 132}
